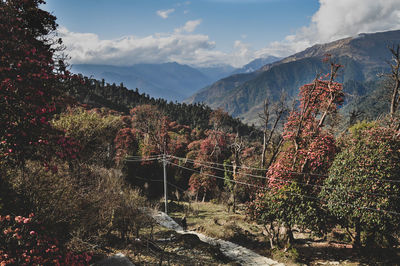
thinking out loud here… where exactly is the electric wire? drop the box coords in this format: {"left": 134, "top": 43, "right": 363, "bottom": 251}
{"left": 120, "top": 155, "right": 400, "bottom": 215}
{"left": 124, "top": 157, "right": 162, "bottom": 162}
{"left": 168, "top": 155, "right": 400, "bottom": 199}
{"left": 166, "top": 159, "right": 400, "bottom": 216}
{"left": 168, "top": 154, "right": 400, "bottom": 184}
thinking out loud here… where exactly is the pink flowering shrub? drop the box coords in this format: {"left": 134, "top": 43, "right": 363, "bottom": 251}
{"left": 0, "top": 214, "right": 91, "bottom": 265}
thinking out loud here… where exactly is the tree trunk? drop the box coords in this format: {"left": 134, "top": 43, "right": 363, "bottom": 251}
{"left": 261, "top": 131, "right": 267, "bottom": 168}
{"left": 233, "top": 184, "right": 236, "bottom": 213}
{"left": 354, "top": 222, "right": 361, "bottom": 248}
{"left": 285, "top": 223, "right": 295, "bottom": 245}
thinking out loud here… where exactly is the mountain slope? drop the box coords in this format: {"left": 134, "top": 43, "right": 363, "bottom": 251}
{"left": 231, "top": 56, "right": 281, "bottom": 75}
{"left": 188, "top": 30, "right": 400, "bottom": 124}
{"left": 71, "top": 62, "right": 235, "bottom": 102}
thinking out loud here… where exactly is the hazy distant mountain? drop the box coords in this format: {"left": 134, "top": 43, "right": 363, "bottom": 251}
{"left": 187, "top": 30, "right": 400, "bottom": 125}
{"left": 196, "top": 65, "right": 237, "bottom": 81}
{"left": 71, "top": 62, "right": 235, "bottom": 102}
{"left": 231, "top": 56, "right": 281, "bottom": 75}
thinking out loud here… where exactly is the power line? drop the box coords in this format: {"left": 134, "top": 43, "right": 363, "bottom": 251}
{"left": 168, "top": 155, "right": 267, "bottom": 171}
{"left": 124, "top": 154, "right": 164, "bottom": 162}
{"left": 168, "top": 154, "right": 400, "bottom": 184}
{"left": 167, "top": 159, "right": 400, "bottom": 216}
{"left": 167, "top": 160, "right": 321, "bottom": 201}
{"left": 169, "top": 155, "right": 328, "bottom": 177}
{"left": 168, "top": 156, "right": 400, "bottom": 200}
{"left": 122, "top": 155, "right": 400, "bottom": 214}
{"left": 124, "top": 157, "right": 161, "bottom": 162}
{"left": 127, "top": 154, "right": 163, "bottom": 157}
{"left": 125, "top": 154, "right": 163, "bottom": 159}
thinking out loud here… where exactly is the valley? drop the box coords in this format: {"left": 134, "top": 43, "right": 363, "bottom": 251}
{"left": 2, "top": 1, "right": 400, "bottom": 265}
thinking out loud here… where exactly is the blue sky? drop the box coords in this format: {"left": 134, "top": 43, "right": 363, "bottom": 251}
{"left": 43, "top": 0, "right": 400, "bottom": 67}
{"left": 44, "top": 0, "right": 318, "bottom": 51}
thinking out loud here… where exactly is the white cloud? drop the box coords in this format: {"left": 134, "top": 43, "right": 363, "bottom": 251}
{"left": 156, "top": 8, "right": 175, "bottom": 19}
{"left": 175, "top": 19, "right": 202, "bottom": 33}
{"left": 59, "top": 0, "right": 400, "bottom": 68}
{"left": 58, "top": 26, "right": 252, "bottom": 67}
{"left": 256, "top": 0, "right": 400, "bottom": 58}
{"left": 312, "top": 0, "right": 400, "bottom": 42}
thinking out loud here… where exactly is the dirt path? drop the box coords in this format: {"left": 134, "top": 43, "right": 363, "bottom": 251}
{"left": 151, "top": 210, "right": 285, "bottom": 266}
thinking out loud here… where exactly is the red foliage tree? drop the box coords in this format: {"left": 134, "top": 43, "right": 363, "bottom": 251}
{"left": 188, "top": 128, "right": 233, "bottom": 200}
{"left": 249, "top": 60, "right": 344, "bottom": 242}
{"left": 114, "top": 128, "right": 138, "bottom": 165}
{"left": 268, "top": 60, "right": 344, "bottom": 189}
{"left": 0, "top": 213, "right": 91, "bottom": 265}
{"left": 0, "top": 0, "right": 71, "bottom": 164}
{"left": 130, "top": 105, "right": 170, "bottom": 158}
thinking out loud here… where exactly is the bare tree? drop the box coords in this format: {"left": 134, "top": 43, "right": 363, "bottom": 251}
{"left": 389, "top": 45, "right": 400, "bottom": 119}
{"left": 259, "top": 92, "right": 288, "bottom": 169}
{"left": 230, "top": 133, "right": 244, "bottom": 213}
{"left": 379, "top": 45, "right": 400, "bottom": 129}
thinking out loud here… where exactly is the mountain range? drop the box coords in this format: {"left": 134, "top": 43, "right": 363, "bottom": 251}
{"left": 71, "top": 63, "right": 236, "bottom": 102}
{"left": 70, "top": 56, "right": 282, "bottom": 102}
{"left": 187, "top": 30, "right": 400, "bottom": 125}
{"left": 230, "top": 56, "right": 281, "bottom": 75}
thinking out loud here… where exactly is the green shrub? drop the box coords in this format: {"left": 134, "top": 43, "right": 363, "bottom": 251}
{"left": 321, "top": 123, "right": 400, "bottom": 247}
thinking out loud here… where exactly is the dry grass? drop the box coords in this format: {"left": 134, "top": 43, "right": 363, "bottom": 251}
{"left": 167, "top": 201, "right": 400, "bottom": 266}
{"left": 168, "top": 201, "right": 271, "bottom": 255}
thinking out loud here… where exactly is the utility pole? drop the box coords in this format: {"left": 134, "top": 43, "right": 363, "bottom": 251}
{"left": 163, "top": 153, "right": 168, "bottom": 214}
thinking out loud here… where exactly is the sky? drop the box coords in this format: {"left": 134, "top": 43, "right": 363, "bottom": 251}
{"left": 43, "top": 0, "right": 400, "bottom": 68}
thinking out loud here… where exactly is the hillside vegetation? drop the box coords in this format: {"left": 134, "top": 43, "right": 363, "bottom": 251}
{"left": 2, "top": 1, "right": 400, "bottom": 265}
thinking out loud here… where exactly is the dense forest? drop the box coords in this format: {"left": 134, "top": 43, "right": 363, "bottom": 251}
{"left": 2, "top": 0, "right": 400, "bottom": 265}
{"left": 65, "top": 74, "right": 260, "bottom": 137}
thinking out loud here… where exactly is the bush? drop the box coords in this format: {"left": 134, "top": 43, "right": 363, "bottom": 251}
{"left": 321, "top": 122, "right": 400, "bottom": 247}
{"left": 248, "top": 184, "right": 328, "bottom": 248}
{"left": 9, "top": 161, "right": 151, "bottom": 245}
{"left": 0, "top": 213, "right": 91, "bottom": 265}
{"left": 52, "top": 108, "right": 124, "bottom": 167}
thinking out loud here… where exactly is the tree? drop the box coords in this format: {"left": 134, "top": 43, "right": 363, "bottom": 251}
{"left": 250, "top": 58, "right": 344, "bottom": 245}
{"left": 188, "top": 129, "right": 232, "bottom": 201}
{"left": 320, "top": 122, "right": 400, "bottom": 248}
{"left": 0, "top": 0, "right": 70, "bottom": 165}
{"left": 388, "top": 45, "right": 400, "bottom": 120}
{"left": 52, "top": 107, "right": 124, "bottom": 167}
{"left": 130, "top": 104, "right": 169, "bottom": 157}
{"left": 187, "top": 109, "right": 234, "bottom": 201}
{"left": 380, "top": 45, "right": 400, "bottom": 129}
{"left": 114, "top": 128, "right": 138, "bottom": 166}
{"left": 259, "top": 92, "right": 288, "bottom": 169}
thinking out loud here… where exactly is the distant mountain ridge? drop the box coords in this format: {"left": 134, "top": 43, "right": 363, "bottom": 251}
{"left": 231, "top": 56, "right": 281, "bottom": 74}
{"left": 71, "top": 62, "right": 235, "bottom": 102}
{"left": 187, "top": 30, "right": 400, "bottom": 125}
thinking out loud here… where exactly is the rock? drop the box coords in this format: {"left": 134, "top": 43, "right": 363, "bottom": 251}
{"left": 178, "top": 233, "right": 202, "bottom": 247}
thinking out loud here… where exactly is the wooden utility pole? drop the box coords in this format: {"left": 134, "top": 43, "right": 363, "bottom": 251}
{"left": 163, "top": 153, "right": 168, "bottom": 214}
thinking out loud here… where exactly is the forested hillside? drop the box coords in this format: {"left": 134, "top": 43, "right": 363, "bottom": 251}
{"left": 2, "top": 1, "right": 400, "bottom": 265}
{"left": 65, "top": 74, "right": 259, "bottom": 136}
